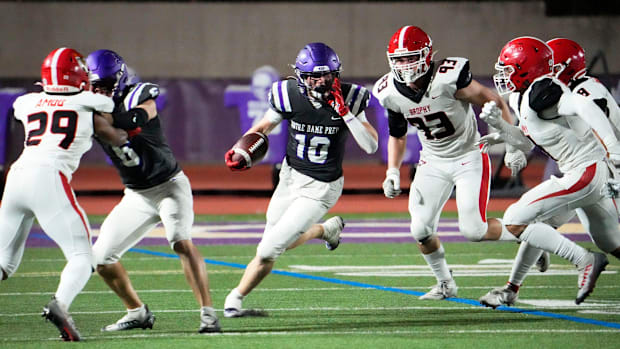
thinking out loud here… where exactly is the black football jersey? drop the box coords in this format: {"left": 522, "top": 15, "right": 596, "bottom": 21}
{"left": 97, "top": 82, "right": 181, "bottom": 189}
{"left": 269, "top": 79, "right": 370, "bottom": 182}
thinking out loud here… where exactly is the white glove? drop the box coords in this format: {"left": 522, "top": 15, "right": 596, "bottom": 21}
{"left": 382, "top": 168, "right": 401, "bottom": 198}
{"left": 475, "top": 133, "right": 503, "bottom": 153}
{"left": 479, "top": 101, "right": 503, "bottom": 128}
{"left": 601, "top": 178, "right": 620, "bottom": 198}
{"left": 607, "top": 141, "right": 620, "bottom": 166}
{"left": 504, "top": 147, "right": 527, "bottom": 177}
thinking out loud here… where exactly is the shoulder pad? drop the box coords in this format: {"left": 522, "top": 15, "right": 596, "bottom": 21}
{"left": 123, "top": 83, "right": 159, "bottom": 110}
{"left": 269, "top": 79, "right": 295, "bottom": 113}
{"left": 372, "top": 73, "right": 394, "bottom": 108}
{"left": 434, "top": 57, "right": 469, "bottom": 86}
{"left": 342, "top": 83, "right": 370, "bottom": 115}
{"left": 528, "top": 78, "right": 563, "bottom": 113}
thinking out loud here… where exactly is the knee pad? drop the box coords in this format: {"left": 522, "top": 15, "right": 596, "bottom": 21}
{"left": 460, "top": 221, "right": 487, "bottom": 242}
{"left": 92, "top": 245, "right": 119, "bottom": 266}
{"left": 256, "top": 242, "right": 283, "bottom": 261}
{"left": 410, "top": 218, "right": 434, "bottom": 243}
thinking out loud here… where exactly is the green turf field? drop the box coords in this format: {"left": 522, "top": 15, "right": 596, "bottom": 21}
{"left": 1, "top": 214, "right": 619, "bottom": 348}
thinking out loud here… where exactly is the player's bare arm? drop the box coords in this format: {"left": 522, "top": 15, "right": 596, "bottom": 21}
{"left": 387, "top": 135, "right": 407, "bottom": 169}
{"left": 135, "top": 99, "right": 158, "bottom": 120}
{"left": 94, "top": 113, "right": 128, "bottom": 146}
{"left": 455, "top": 79, "right": 513, "bottom": 124}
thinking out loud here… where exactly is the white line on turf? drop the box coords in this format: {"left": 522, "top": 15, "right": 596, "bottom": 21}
{"left": 1, "top": 284, "right": 619, "bottom": 297}
{"left": 20, "top": 328, "right": 615, "bottom": 341}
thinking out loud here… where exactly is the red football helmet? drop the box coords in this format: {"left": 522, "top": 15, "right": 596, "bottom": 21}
{"left": 386, "top": 25, "right": 433, "bottom": 84}
{"left": 493, "top": 37, "right": 554, "bottom": 95}
{"left": 546, "top": 38, "right": 586, "bottom": 85}
{"left": 40, "top": 47, "right": 89, "bottom": 93}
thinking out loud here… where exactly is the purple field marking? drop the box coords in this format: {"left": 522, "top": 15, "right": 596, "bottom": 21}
{"left": 25, "top": 219, "right": 592, "bottom": 247}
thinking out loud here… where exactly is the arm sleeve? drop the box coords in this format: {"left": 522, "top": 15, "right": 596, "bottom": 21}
{"left": 493, "top": 119, "right": 535, "bottom": 153}
{"left": 388, "top": 109, "right": 408, "bottom": 138}
{"left": 342, "top": 110, "right": 378, "bottom": 154}
{"left": 112, "top": 107, "right": 149, "bottom": 129}
{"left": 265, "top": 107, "right": 284, "bottom": 124}
{"left": 560, "top": 92, "right": 619, "bottom": 147}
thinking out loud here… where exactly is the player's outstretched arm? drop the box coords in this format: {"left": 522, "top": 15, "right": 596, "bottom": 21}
{"left": 455, "top": 79, "right": 514, "bottom": 124}
{"left": 245, "top": 108, "right": 281, "bottom": 136}
{"left": 479, "top": 101, "right": 534, "bottom": 154}
{"left": 342, "top": 110, "right": 378, "bottom": 154}
{"left": 94, "top": 113, "right": 128, "bottom": 146}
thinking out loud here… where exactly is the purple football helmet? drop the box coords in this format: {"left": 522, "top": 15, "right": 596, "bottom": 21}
{"left": 86, "top": 49, "right": 128, "bottom": 98}
{"left": 294, "top": 43, "right": 341, "bottom": 94}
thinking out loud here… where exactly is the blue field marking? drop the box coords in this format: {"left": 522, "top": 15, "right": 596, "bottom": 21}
{"left": 129, "top": 247, "right": 620, "bottom": 330}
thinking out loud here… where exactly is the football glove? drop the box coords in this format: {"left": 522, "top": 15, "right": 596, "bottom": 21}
{"left": 127, "top": 127, "right": 142, "bottom": 138}
{"left": 475, "top": 132, "right": 503, "bottom": 153}
{"left": 479, "top": 101, "right": 503, "bottom": 129}
{"left": 327, "top": 78, "right": 350, "bottom": 117}
{"left": 224, "top": 149, "right": 248, "bottom": 171}
{"left": 505, "top": 146, "right": 527, "bottom": 177}
{"left": 382, "top": 168, "right": 401, "bottom": 198}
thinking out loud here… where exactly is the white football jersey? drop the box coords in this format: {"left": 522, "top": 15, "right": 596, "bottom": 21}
{"left": 372, "top": 57, "right": 479, "bottom": 159}
{"left": 571, "top": 76, "right": 620, "bottom": 140}
{"left": 12, "top": 91, "right": 114, "bottom": 178}
{"left": 510, "top": 76, "right": 606, "bottom": 174}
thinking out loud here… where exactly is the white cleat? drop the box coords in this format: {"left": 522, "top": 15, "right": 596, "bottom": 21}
{"left": 322, "top": 216, "right": 345, "bottom": 251}
{"left": 576, "top": 252, "right": 608, "bottom": 304}
{"left": 224, "top": 289, "right": 244, "bottom": 318}
{"left": 198, "top": 311, "right": 221, "bottom": 333}
{"left": 101, "top": 305, "right": 155, "bottom": 332}
{"left": 419, "top": 279, "right": 458, "bottom": 300}
{"left": 479, "top": 284, "right": 519, "bottom": 309}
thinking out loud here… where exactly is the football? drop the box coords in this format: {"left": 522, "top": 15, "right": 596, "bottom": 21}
{"left": 231, "top": 132, "right": 269, "bottom": 169}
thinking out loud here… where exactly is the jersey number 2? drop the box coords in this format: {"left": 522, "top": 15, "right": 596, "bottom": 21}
{"left": 26, "top": 111, "right": 77, "bottom": 149}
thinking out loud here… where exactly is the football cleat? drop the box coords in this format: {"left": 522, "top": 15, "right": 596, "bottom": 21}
{"left": 223, "top": 290, "right": 267, "bottom": 318}
{"left": 479, "top": 284, "right": 519, "bottom": 309}
{"left": 322, "top": 216, "right": 345, "bottom": 251}
{"left": 101, "top": 305, "right": 155, "bottom": 332}
{"left": 42, "top": 297, "right": 82, "bottom": 342}
{"left": 419, "top": 278, "right": 458, "bottom": 300}
{"left": 198, "top": 311, "right": 221, "bottom": 333}
{"left": 535, "top": 251, "right": 550, "bottom": 273}
{"left": 223, "top": 308, "right": 268, "bottom": 318}
{"left": 575, "top": 252, "right": 608, "bottom": 304}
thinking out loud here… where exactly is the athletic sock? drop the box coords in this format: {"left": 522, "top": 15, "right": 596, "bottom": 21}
{"left": 55, "top": 253, "right": 92, "bottom": 311}
{"left": 422, "top": 244, "right": 452, "bottom": 281}
{"left": 509, "top": 242, "right": 542, "bottom": 286}
{"left": 519, "top": 222, "right": 589, "bottom": 266}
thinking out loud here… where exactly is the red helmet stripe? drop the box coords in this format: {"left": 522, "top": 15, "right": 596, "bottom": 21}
{"left": 50, "top": 47, "right": 68, "bottom": 86}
